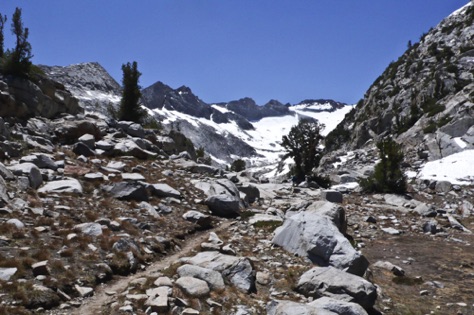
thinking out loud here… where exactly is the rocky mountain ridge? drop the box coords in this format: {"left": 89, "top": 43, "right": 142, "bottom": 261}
{"left": 37, "top": 61, "right": 350, "bottom": 167}
{"left": 326, "top": 2, "right": 474, "bottom": 162}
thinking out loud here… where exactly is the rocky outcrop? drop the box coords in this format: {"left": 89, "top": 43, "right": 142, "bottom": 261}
{"left": 326, "top": 2, "right": 474, "bottom": 162}
{"left": 0, "top": 73, "right": 82, "bottom": 119}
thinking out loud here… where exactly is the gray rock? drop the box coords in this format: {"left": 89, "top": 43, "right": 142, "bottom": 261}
{"left": 182, "top": 210, "right": 212, "bottom": 228}
{"left": 139, "top": 201, "right": 160, "bottom": 218}
{"left": 179, "top": 251, "right": 240, "bottom": 272}
{"left": 373, "top": 261, "right": 405, "bottom": 276}
{"left": 193, "top": 179, "right": 240, "bottom": 198}
{"left": 38, "top": 178, "right": 83, "bottom": 194}
{"left": 0, "top": 162, "right": 15, "bottom": 180}
{"left": 205, "top": 194, "right": 241, "bottom": 218}
{"left": 117, "top": 121, "right": 146, "bottom": 138}
{"left": 0, "top": 176, "right": 9, "bottom": 207}
{"left": 177, "top": 264, "right": 225, "bottom": 291}
{"left": 73, "top": 141, "right": 96, "bottom": 157}
{"left": 6, "top": 218, "right": 25, "bottom": 229}
{"left": 175, "top": 276, "right": 210, "bottom": 297}
{"left": 113, "top": 139, "right": 157, "bottom": 159}
{"left": 8, "top": 162, "right": 43, "bottom": 189}
{"left": 422, "top": 219, "right": 439, "bottom": 234}
{"left": 145, "top": 286, "right": 169, "bottom": 313}
{"left": 148, "top": 183, "right": 181, "bottom": 199}
{"left": 267, "top": 300, "right": 337, "bottom": 315}
{"left": 74, "top": 222, "right": 103, "bottom": 237}
{"left": 32, "top": 260, "right": 50, "bottom": 276}
{"left": 305, "top": 201, "right": 347, "bottom": 234}
{"left": 222, "top": 258, "right": 256, "bottom": 293}
{"left": 309, "top": 297, "right": 369, "bottom": 315}
{"left": 121, "top": 173, "right": 146, "bottom": 181}
{"left": 96, "top": 140, "right": 114, "bottom": 151}
{"left": 75, "top": 284, "right": 94, "bottom": 298}
{"left": 414, "top": 203, "right": 437, "bottom": 217}
{"left": 296, "top": 266, "right": 377, "bottom": 310}
{"left": 20, "top": 153, "right": 58, "bottom": 170}
{"left": 321, "top": 190, "right": 343, "bottom": 203}
{"left": 78, "top": 133, "right": 96, "bottom": 149}
{"left": 272, "top": 208, "right": 368, "bottom": 276}
{"left": 381, "top": 227, "right": 401, "bottom": 235}
{"left": 0, "top": 267, "right": 17, "bottom": 281}
{"left": 104, "top": 181, "right": 148, "bottom": 201}
{"left": 238, "top": 184, "right": 260, "bottom": 204}
{"left": 435, "top": 181, "right": 452, "bottom": 193}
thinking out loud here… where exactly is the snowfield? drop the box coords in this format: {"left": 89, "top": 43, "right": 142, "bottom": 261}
{"left": 415, "top": 150, "right": 474, "bottom": 185}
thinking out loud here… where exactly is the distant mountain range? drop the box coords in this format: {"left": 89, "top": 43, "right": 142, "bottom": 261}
{"left": 39, "top": 62, "right": 352, "bottom": 169}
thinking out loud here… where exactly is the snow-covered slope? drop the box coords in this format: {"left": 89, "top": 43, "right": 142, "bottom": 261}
{"left": 150, "top": 99, "right": 353, "bottom": 169}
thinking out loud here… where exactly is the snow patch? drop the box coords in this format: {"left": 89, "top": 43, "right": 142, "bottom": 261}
{"left": 416, "top": 149, "right": 474, "bottom": 185}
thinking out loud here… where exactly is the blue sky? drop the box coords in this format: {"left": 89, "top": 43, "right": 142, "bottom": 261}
{"left": 0, "top": 1, "right": 468, "bottom": 105}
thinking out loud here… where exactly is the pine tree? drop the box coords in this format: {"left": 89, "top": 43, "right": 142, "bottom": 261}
{"left": 281, "top": 118, "right": 325, "bottom": 180}
{"left": 1, "top": 8, "right": 33, "bottom": 76}
{"left": 119, "top": 61, "right": 144, "bottom": 123}
{"left": 360, "top": 138, "right": 407, "bottom": 194}
{"left": 0, "top": 13, "right": 6, "bottom": 58}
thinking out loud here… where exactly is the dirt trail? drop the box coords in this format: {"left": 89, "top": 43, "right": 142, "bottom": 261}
{"left": 72, "top": 220, "right": 234, "bottom": 315}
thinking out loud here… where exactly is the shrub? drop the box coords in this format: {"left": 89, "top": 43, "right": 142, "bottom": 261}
{"left": 230, "top": 159, "right": 246, "bottom": 172}
{"left": 359, "top": 138, "right": 407, "bottom": 194}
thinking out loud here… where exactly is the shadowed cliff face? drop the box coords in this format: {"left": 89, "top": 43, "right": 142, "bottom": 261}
{"left": 0, "top": 73, "right": 82, "bottom": 119}
{"left": 327, "top": 3, "right": 474, "bottom": 161}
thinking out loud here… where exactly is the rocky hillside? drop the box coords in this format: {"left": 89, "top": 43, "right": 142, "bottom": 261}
{"left": 0, "top": 109, "right": 473, "bottom": 315}
{"left": 327, "top": 2, "right": 474, "bottom": 161}
{"left": 39, "top": 63, "right": 122, "bottom": 115}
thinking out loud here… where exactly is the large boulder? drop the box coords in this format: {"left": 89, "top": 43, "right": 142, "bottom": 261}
{"left": 179, "top": 251, "right": 256, "bottom": 292}
{"left": 177, "top": 264, "right": 225, "bottom": 291}
{"left": 267, "top": 298, "right": 368, "bottom": 315}
{"left": 113, "top": 139, "right": 157, "bottom": 159}
{"left": 205, "top": 194, "right": 241, "bottom": 218}
{"left": 305, "top": 201, "right": 347, "bottom": 234}
{"left": 296, "top": 266, "right": 377, "bottom": 310}
{"left": 148, "top": 183, "right": 181, "bottom": 199}
{"left": 20, "top": 153, "right": 58, "bottom": 170}
{"left": 103, "top": 182, "right": 149, "bottom": 201}
{"left": 0, "top": 176, "right": 9, "bottom": 207}
{"left": 238, "top": 184, "right": 260, "bottom": 204}
{"left": 38, "top": 178, "right": 83, "bottom": 194}
{"left": 272, "top": 206, "right": 368, "bottom": 276}
{"left": 53, "top": 119, "right": 100, "bottom": 144}
{"left": 8, "top": 162, "right": 43, "bottom": 189}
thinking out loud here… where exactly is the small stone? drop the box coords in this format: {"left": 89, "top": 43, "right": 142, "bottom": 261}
{"left": 420, "top": 290, "right": 429, "bottom": 296}
{"left": 381, "top": 227, "right": 401, "bottom": 235}
{"left": 181, "top": 308, "right": 200, "bottom": 315}
{"left": 0, "top": 267, "right": 17, "bottom": 280}
{"left": 175, "top": 277, "right": 210, "bottom": 297}
{"left": 32, "top": 260, "right": 50, "bottom": 276}
{"left": 154, "top": 276, "right": 173, "bottom": 287}
{"left": 75, "top": 284, "right": 94, "bottom": 297}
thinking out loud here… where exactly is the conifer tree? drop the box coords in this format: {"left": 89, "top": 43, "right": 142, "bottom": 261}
{"left": 119, "top": 61, "right": 144, "bottom": 123}
{"left": 281, "top": 118, "right": 325, "bottom": 180}
{"left": 1, "top": 8, "right": 33, "bottom": 76}
{"left": 0, "top": 13, "right": 6, "bottom": 58}
{"left": 360, "top": 137, "right": 407, "bottom": 193}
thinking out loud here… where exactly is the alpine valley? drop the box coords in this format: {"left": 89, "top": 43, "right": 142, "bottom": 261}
{"left": 0, "top": 2, "right": 473, "bottom": 315}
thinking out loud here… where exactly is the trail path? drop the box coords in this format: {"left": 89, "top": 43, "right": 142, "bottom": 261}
{"left": 72, "top": 220, "right": 234, "bottom": 315}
